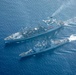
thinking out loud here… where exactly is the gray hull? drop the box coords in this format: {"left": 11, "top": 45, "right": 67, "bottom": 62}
{"left": 5, "top": 25, "right": 62, "bottom": 44}
{"left": 19, "top": 39, "right": 68, "bottom": 58}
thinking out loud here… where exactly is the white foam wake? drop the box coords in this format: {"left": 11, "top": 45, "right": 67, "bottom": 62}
{"left": 68, "top": 34, "right": 76, "bottom": 42}
{"left": 64, "top": 17, "right": 76, "bottom": 26}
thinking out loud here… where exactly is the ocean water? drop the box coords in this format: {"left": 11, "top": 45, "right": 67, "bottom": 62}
{"left": 0, "top": 0, "right": 76, "bottom": 75}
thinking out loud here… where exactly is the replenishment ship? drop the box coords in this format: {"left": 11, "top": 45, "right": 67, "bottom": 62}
{"left": 4, "top": 18, "right": 63, "bottom": 43}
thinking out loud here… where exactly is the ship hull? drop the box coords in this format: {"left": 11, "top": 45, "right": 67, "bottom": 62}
{"left": 4, "top": 25, "right": 62, "bottom": 44}
{"left": 19, "top": 39, "right": 69, "bottom": 58}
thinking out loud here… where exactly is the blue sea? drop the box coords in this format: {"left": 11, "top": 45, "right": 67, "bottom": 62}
{"left": 0, "top": 0, "right": 76, "bottom": 75}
